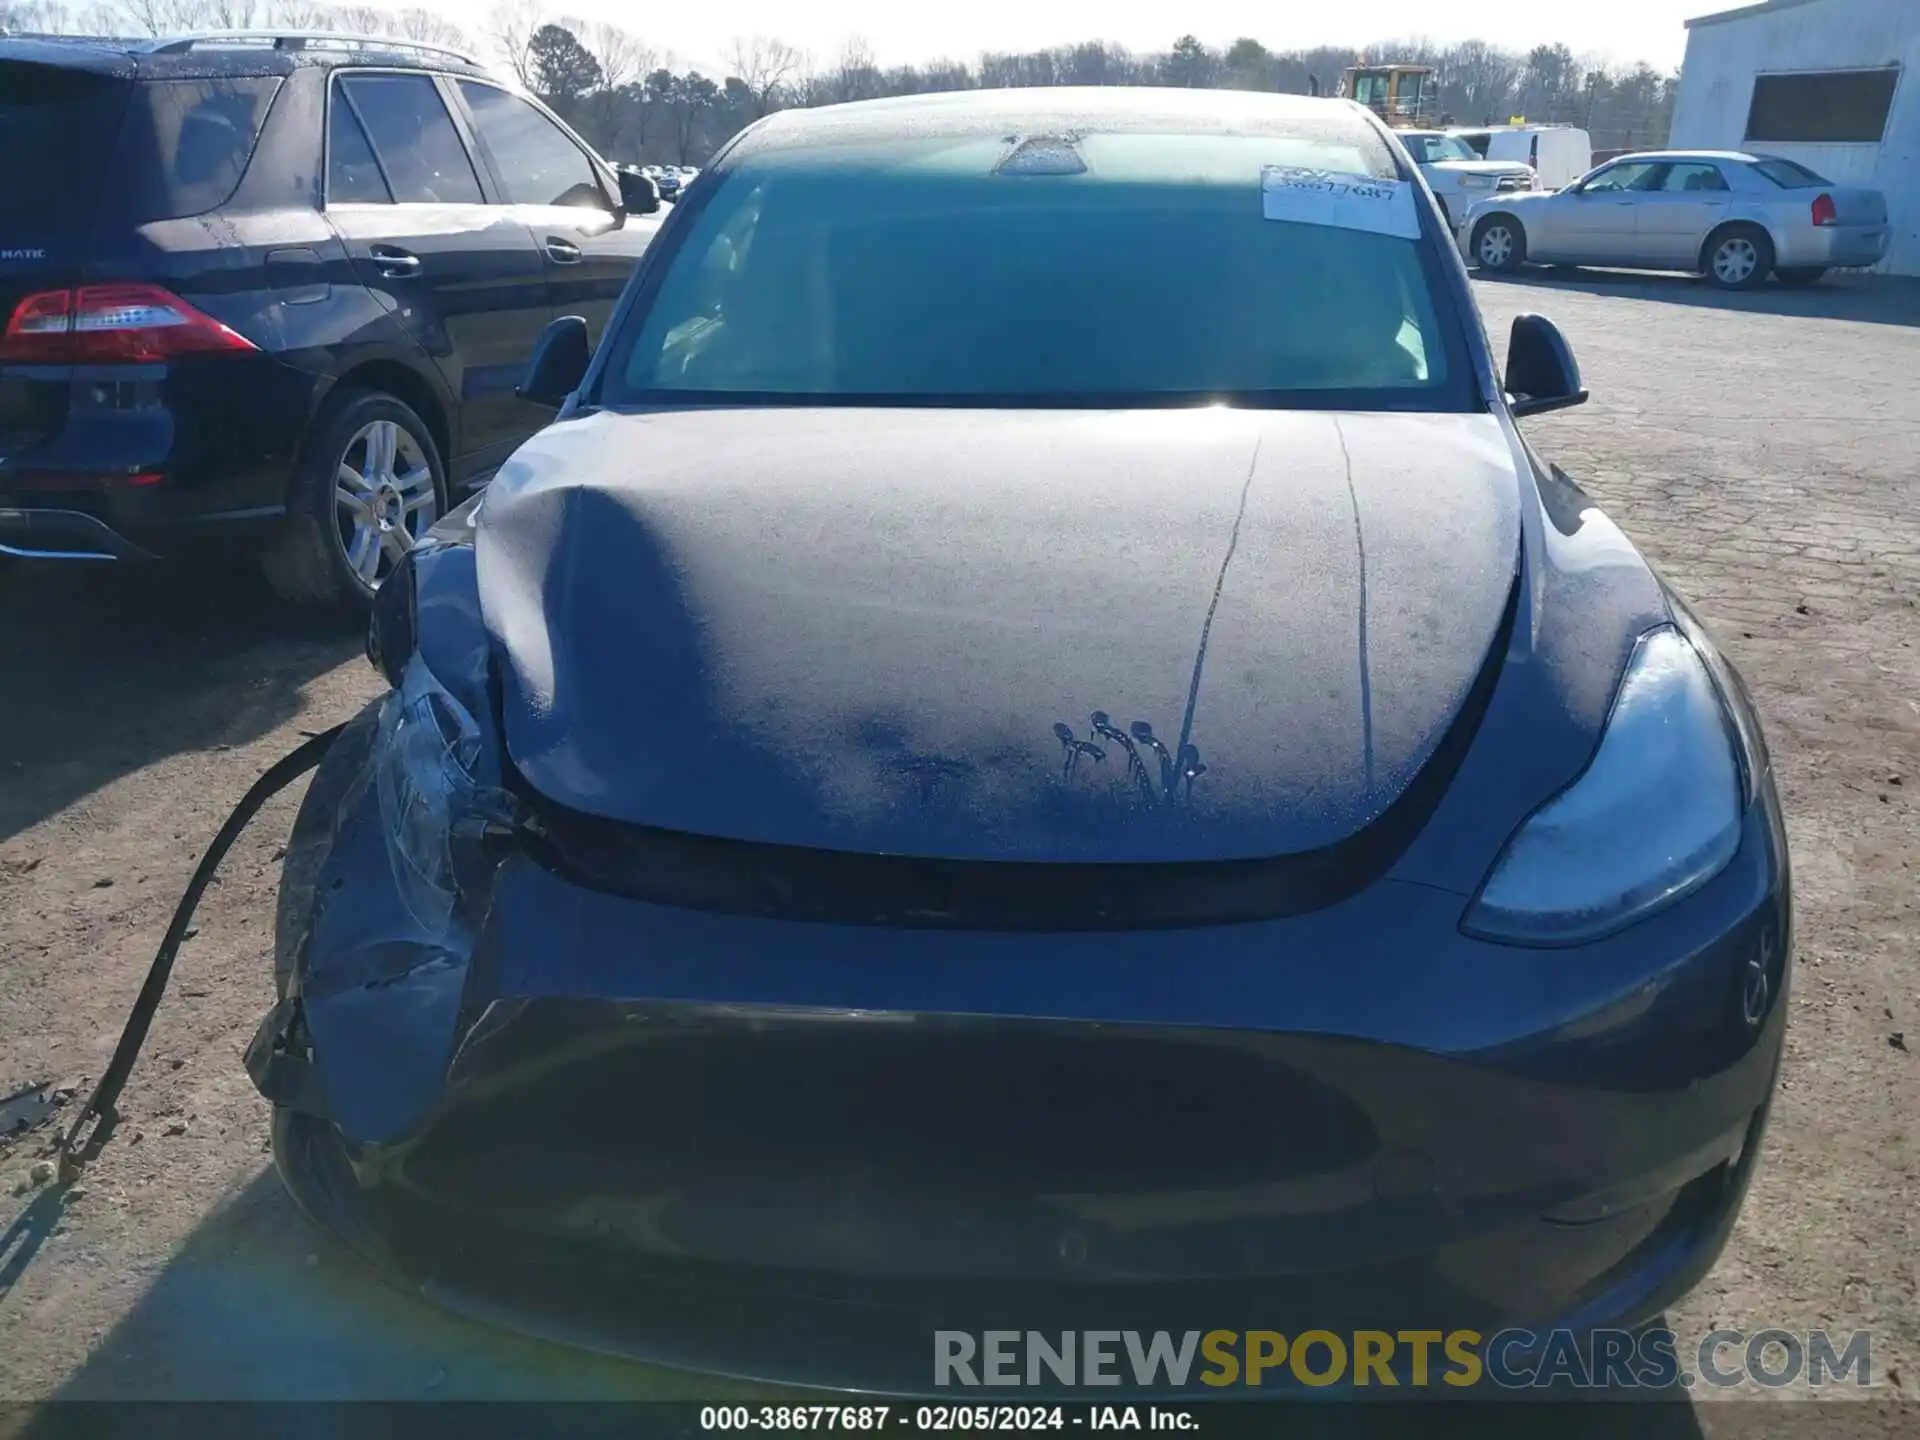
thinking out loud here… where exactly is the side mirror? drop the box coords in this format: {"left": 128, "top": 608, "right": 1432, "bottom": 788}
{"left": 617, "top": 168, "right": 661, "bottom": 216}
{"left": 1504, "top": 313, "right": 1589, "bottom": 418}
{"left": 518, "top": 315, "right": 591, "bottom": 409}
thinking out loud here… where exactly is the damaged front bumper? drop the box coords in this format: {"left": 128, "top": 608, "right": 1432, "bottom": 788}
{"left": 247, "top": 678, "right": 1791, "bottom": 1395}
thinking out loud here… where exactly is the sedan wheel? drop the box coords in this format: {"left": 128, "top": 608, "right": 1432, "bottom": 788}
{"left": 1706, "top": 227, "right": 1774, "bottom": 291}
{"left": 334, "top": 419, "right": 439, "bottom": 588}
{"left": 1474, "top": 219, "right": 1523, "bottom": 273}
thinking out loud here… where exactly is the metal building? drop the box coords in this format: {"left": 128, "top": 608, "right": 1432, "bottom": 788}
{"left": 1672, "top": 0, "right": 1917, "bottom": 274}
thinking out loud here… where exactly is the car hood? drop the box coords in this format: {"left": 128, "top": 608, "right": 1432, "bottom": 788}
{"left": 475, "top": 408, "right": 1521, "bottom": 863}
{"left": 1424, "top": 159, "right": 1534, "bottom": 179}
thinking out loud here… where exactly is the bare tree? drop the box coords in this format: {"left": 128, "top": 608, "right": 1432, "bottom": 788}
{"left": 1440, "top": 38, "right": 1521, "bottom": 125}
{"left": 619, "top": 72, "right": 666, "bottom": 156}
{"left": 1396, "top": 36, "right": 1443, "bottom": 66}
{"left": 724, "top": 34, "right": 802, "bottom": 117}
{"left": 486, "top": 0, "right": 542, "bottom": 87}
{"left": 73, "top": 1, "right": 123, "bottom": 30}
{"left": 117, "top": 0, "right": 218, "bottom": 34}
{"left": 559, "top": 17, "right": 644, "bottom": 90}
{"left": 553, "top": 19, "right": 651, "bottom": 149}
{"left": 916, "top": 58, "right": 975, "bottom": 93}
{"left": 113, "top": 0, "right": 161, "bottom": 32}
{"left": 203, "top": 0, "right": 270, "bottom": 26}
{"left": 390, "top": 6, "right": 468, "bottom": 47}
{"left": 818, "top": 35, "right": 882, "bottom": 105}
{"left": 0, "top": 0, "right": 74, "bottom": 31}
{"left": 1062, "top": 41, "right": 1132, "bottom": 86}
{"left": 267, "top": 0, "right": 339, "bottom": 28}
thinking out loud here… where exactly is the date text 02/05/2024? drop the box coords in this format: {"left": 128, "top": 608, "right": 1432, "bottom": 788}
{"left": 699, "top": 1405, "right": 1193, "bottom": 1431}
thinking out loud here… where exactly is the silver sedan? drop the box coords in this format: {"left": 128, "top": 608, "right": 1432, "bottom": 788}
{"left": 1458, "top": 150, "right": 1888, "bottom": 290}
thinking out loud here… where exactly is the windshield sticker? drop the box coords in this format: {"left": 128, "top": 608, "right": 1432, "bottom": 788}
{"left": 1260, "top": 166, "right": 1420, "bottom": 240}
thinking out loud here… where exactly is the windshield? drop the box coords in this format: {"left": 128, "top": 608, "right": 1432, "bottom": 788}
{"left": 1405, "top": 133, "right": 1479, "bottom": 163}
{"left": 1749, "top": 157, "right": 1832, "bottom": 188}
{"left": 601, "top": 132, "right": 1472, "bottom": 411}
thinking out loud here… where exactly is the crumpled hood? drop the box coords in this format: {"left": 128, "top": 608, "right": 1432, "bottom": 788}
{"left": 476, "top": 407, "right": 1520, "bottom": 862}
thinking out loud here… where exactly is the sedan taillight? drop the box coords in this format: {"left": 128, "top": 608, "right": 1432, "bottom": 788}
{"left": 1811, "top": 193, "right": 1838, "bottom": 227}
{"left": 0, "top": 284, "right": 257, "bottom": 364}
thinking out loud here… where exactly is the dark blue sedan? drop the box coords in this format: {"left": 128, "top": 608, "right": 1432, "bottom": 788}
{"left": 249, "top": 87, "right": 1791, "bottom": 1393}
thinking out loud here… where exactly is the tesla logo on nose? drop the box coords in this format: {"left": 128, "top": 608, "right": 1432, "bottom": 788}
{"left": 1053, "top": 711, "right": 1206, "bottom": 805}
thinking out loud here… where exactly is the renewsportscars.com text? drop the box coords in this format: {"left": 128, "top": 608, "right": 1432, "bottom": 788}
{"left": 933, "top": 1328, "right": 1873, "bottom": 1390}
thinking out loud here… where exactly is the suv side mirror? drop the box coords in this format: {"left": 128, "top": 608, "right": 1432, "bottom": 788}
{"left": 617, "top": 168, "right": 661, "bottom": 216}
{"left": 518, "top": 316, "right": 591, "bottom": 409}
{"left": 1505, "top": 313, "right": 1589, "bottom": 418}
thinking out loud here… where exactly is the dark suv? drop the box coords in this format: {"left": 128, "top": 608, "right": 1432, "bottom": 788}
{"left": 0, "top": 31, "right": 662, "bottom": 607}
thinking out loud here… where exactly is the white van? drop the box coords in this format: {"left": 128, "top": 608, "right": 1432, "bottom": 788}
{"left": 1449, "top": 126, "right": 1593, "bottom": 190}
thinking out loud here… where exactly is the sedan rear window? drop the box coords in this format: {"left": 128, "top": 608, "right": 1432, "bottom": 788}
{"left": 603, "top": 132, "right": 1472, "bottom": 411}
{"left": 1748, "top": 157, "right": 1832, "bottom": 188}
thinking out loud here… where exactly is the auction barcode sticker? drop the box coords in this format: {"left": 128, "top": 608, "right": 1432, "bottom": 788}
{"left": 1260, "top": 166, "right": 1421, "bottom": 240}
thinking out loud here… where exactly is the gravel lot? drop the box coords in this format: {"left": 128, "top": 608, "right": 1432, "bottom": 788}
{"left": 1, "top": 270, "right": 1916, "bottom": 1423}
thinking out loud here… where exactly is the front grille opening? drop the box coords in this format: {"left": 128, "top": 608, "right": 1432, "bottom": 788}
{"left": 399, "top": 1018, "right": 1381, "bottom": 1206}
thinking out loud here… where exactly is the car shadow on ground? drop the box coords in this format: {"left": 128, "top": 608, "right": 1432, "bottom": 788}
{"left": 0, "top": 561, "right": 363, "bottom": 845}
{"left": 19, "top": 1166, "right": 786, "bottom": 1405}
{"left": 1476, "top": 268, "right": 1920, "bottom": 328}
{"left": 7, "top": 1163, "right": 1740, "bottom": 1440}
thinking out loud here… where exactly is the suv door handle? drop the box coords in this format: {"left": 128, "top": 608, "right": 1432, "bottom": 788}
{"left": 369, "top": 245, "right": 421, "bottom": 278}
{"left": 544, "top": 238, "right": 583, "bottom": 265}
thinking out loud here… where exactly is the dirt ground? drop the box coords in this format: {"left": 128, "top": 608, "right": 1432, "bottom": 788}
{"left": 0, "top": 271, "right": 1916, "bottom": 1423}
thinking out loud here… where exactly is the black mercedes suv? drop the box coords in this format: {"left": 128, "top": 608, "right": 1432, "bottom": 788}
{"left": 0, "top": 31, "right": 662, "bottom": 607}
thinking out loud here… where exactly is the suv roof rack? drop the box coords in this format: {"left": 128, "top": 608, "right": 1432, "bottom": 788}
{"left": 145, "top": 30, "right": 483, "bottom": 67}
{"left": 0, "top": 30, "right": 127, "bottom": 41}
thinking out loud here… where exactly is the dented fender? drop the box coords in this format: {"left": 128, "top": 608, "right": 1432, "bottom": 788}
{"left": 249, "top": 511, "right": 506, "bottom": 1145}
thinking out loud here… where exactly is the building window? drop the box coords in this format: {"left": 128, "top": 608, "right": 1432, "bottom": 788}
{"left": 1745, "top": 68, "right": 1900, "bottom": 144}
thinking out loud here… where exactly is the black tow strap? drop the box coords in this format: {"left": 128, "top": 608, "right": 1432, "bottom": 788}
{"left": 55, "top": 723, "right": 346, "bottom": 1183}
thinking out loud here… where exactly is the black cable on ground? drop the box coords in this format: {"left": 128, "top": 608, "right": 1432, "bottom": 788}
{"left": 54, "top": 723, "right": 346, "bottom": 1183}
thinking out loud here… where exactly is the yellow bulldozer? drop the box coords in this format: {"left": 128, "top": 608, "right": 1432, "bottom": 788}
{"left": 1337, "top": 62, "right": 1438, "bottom": 129}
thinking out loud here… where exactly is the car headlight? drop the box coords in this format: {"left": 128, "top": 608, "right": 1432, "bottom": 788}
{"left": 374, "top": 663, "right": 515, "bottom": 936}
{"left": 1462, "top": 626, "right": 1745, "bottom": 945}
{"left": 1459, "top": 174, "right": 1497, "bottom": 190}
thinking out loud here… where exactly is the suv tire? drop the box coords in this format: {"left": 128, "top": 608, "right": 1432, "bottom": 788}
{"left": 263, "top": 389, "right": 446, "bottom": 610}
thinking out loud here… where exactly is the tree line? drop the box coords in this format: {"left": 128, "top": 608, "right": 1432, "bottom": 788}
{"left": 1, "top": 0, "right": 1681, "bottom": 165}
